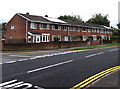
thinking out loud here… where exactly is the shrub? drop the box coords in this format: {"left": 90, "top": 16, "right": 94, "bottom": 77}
{"left": 110, "top": 36, "right": 120, "bottom": 41}
{"left": 53, "top": 37, "right": 60, "bottom": 42}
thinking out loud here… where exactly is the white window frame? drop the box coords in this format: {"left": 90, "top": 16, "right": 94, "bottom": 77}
{"left": 33, "top": 35, "right": 41, "bottom": 43}
{"left": 88, "top": 29, "right": 91, "bottom": 32}
{"left": 64, "top": 36, "right": 69, "bottom": 41}
{"left": 82, "top": 28, "right": 87, "bottom": 32}
{"left": 83, "top": 36, "right": 87, "bottom": 41}
{"left": 74, "top": 27, "right": 79, "bottom": 31}
{"left": 92, "top": 35, "right": 97, "bottom": 40}
{"left": 42, "top": 34, "right": 50, "bottom": 42}
{"left": 69, "top": 26, "right": 75, "bottom": 31}
{"left": 97, "top": 29, "right": 99, "bottom": 33}
{"left": 77, "top": 27, "right": 80, "bottom": 32}
{"left": 62, "top": 26, "right": 67, "bottom": 31}
{"left": 30, "top": 22, "right": 37, "bottom": 29}
{"left": 40, "top": 23, "right": 49, "bottom": 30}
{"left": 92, "top": 28, "right": 97, "bottom": 33}
{"left": 104, "top": 30, "right": 107, "bottom": 33}
{"left": 101, "top": 35, "right": 105, "bottom": 39}
{"left": 28, "top": 36, "right": 32, "bottom": 43}
{"left": 100, "top": 30, "right": 104, "bottom": 33}
{"left": 52, "top": 25, "right": 61, "bottom": 30}
{"left": 108, "top": 36, "right": 111, "bottom": 40}
{"left": 11, "top": 24, "right": 14, "bottom": 29}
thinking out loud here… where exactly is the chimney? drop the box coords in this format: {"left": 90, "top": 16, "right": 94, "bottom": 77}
{"left": 45, "top": 15, "right": 48, "bottom": 17}
{"left": 26, "top": 12, "right": 29, "bottom": 15}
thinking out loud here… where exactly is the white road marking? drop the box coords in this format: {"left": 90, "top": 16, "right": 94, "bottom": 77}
{"left": 3, "top": 81, "right": 24, "bottom": 88}
{"left": 28, "top": 60, "right": 73, "bottom": 73}
{"left": 9, "top": 55, "right": 34, "bottom": 57}
{"left": 0, "top": 79, "right": 17, "bottom": 87}
{"left": 96, "top": 52, "right": 104, "bottom": 55}
{"left": 13, "top": 83, "right": 32, "bottom": 89}
{"left": 109, "top": 48, "right": 119, "bottom": 52}
{"left": 85, "top": 52, "right": 104, "bottom": 58}
{"left": 18, "top": 59, "right": 28, "bottom": 61}
{"left": 0, "top": 63, "right": 2, "bottom": 65}
{"left": 85, "top": 54, "right": 97, "bottom": 58}
{"left": 6, "top": 61, "right": 16, "bottom": 64}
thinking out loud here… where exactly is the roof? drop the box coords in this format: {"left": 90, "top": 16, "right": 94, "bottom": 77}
{"left": 61, "top": 19, "right": 85, "bottom": 27}
{"left": 62, "top": 19, "right": 106, "bottom": 29}
{"left": 28, "top": 30, "right": 42, "bottom": 35}
{"left": 18, "top": 13, "right": 51, "bottom": 23}
{"left": 43, "top": 17, "right": 66, "bottom": 23}
{"left": 18, "top": 13, "right": 111, "bottom": 30}
{"left": 85, "top": 23, "right": 105, "bottom": 29}
{"left": 18, "top": 13, "right": 66, "bottom": 24}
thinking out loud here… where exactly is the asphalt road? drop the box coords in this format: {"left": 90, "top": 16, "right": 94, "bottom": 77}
{"left": 1, "top": 46, "right": 119, "bottom": 89}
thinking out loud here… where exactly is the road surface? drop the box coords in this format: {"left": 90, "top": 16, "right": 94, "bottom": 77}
{"left": 1, "top": 46, "right": 119, "bottom": 89}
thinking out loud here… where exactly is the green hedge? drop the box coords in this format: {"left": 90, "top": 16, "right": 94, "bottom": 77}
{"left": 110, "top": 36, "right": 120, "bottom": 41}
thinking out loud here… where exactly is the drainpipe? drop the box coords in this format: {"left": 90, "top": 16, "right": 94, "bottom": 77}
{"left": 26, "top": 20, "right": 28, "bottom": 43}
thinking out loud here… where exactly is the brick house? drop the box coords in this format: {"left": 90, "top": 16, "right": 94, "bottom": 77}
{"left": 6, "top": 13, "right": 113, "bottom": 44}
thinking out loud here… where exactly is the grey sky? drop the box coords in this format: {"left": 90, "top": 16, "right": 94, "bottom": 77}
{"left": 0, "top": 0, "right": 119, "bottom": 28}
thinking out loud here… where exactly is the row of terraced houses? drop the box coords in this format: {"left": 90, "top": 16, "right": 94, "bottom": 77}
{"left": 6, "top": 13, "right": 113, "bottom": 44}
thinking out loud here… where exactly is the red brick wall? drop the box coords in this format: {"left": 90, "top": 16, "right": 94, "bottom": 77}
{"left": 6, "top": 14, "right": 26, "bottom": 41}
{"left": 2, "top": 41, "right": 87, "bottom": 51}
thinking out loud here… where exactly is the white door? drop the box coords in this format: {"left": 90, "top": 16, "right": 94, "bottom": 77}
{"left": 33, "top": 35, "right": 41, "bottom": 43}
{"left": 36, "top": 36, "right": 41, "bottom": 43}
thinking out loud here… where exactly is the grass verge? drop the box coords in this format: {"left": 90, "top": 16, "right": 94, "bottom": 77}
{"left": 73, "top": 43, "right": 120, "bottom": 50}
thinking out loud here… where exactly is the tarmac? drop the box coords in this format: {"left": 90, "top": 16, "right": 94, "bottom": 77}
{"left": 2, "top": 46, "right": 120, "bottom": 88}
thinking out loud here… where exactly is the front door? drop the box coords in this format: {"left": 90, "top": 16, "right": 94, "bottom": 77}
{"left": 33, "top": 35, "right": 41, "bottom": 43}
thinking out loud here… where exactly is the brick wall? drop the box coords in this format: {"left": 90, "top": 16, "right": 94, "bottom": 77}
{"left": 6, "top": 14, "right": 26, "bottom": 41}
{"left": 2, "top": 41, "right": 87, "bottom": 51}
{"left": 2, "top": 40, "right": 119, "bottom": 51}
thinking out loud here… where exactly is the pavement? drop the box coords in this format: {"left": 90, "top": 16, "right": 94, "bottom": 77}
{"left": 86, "top": 70, "right": 119, "bottom": 89}
{"left": 1, "top": 46, "right": 120, "bottom": 89}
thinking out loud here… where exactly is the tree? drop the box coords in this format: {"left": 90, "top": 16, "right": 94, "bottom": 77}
{"left": 2, "top": 23, "right": 7, "bottom": 31}
{"left": 117, "top": 23, "right": 120, "bottom": 29}
{"left": 87, "top": 13, "right": 110, "bottom": 27}
{"left": 58, "top": 15, "right": 82, "bottom": 22}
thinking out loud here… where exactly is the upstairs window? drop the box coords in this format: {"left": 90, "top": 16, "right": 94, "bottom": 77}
{"left": 92, "top": 28, "right": 97, "bottom": 32}
{"left": 40, "top": 23, "right": 49, "bottom": 29}
{"left": 74, "top": 27, "right": 79, "bottom": 31}
{"left": 82, "top": 28, "right": 87, "bottom": 32}
{"left": 30, "top": 22, "right": 37, "bottom": 29}
{"left": 100, "top": 30, "right": 104, "bottom": 33}
{"left": 88, "top": 29, "right": 91, "bottom": 32}
{"left": 62, "top": 26, "right": 67, "bottom": 31}
{"left": 69, "top": 26, "right": 75, "bottom": 31}
{"left": 53, "top": 25, "right": 60, "bottom": 30}
{"left": 97, "top": 29, "right": 99, "bottom": 33}
{"left": 11, "top": 24, "right": 14, "bottom": 29}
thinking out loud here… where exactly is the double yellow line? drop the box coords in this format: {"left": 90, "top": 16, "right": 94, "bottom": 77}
{"left": 70, "top": 66, "right": 120, "bottom": 89}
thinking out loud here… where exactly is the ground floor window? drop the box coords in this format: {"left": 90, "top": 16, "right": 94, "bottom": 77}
{"left": 33, "top": 35, "right": 41, "bottom": 43}
{"left": 92, "top": 35, "right": 97, "bottom": 40}
{"left": 42, "top": 34, "right": 50, "bottom": 42}
{"left": 64, "top": 36, "right": 69, "bottom": 41}
{"left": 52, "top": 35, "right": 61, "bottom": 41}
{"left": 83, "top": 36, "right": 87, "bottom": 41}
{"left": 28, "top": 36, "right": 32, "bottom": 43}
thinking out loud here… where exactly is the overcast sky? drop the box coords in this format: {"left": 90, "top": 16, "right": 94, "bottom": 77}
{"left": 0, "top": 0, "right": 119, "bottom": 28}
